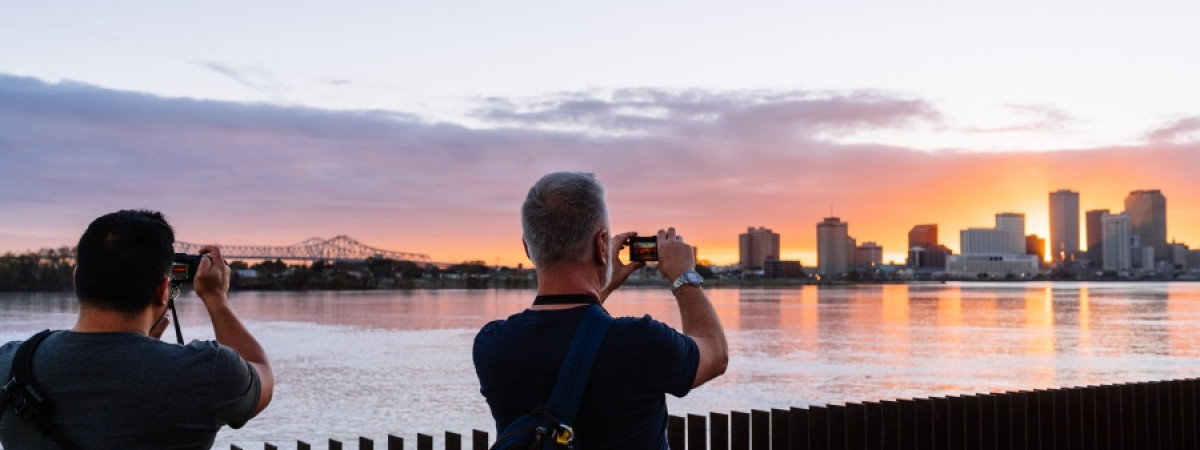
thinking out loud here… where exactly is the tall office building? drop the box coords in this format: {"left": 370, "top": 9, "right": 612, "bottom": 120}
{"left": 817, "top": 217, "right": 853, "bottom": 276}
{"left": 994, "top": 212, "right": 1026, "bottom": 255}
{"left": 1102, "top": 212, "right": 1132, "bottom": 271}
{"left": 907, "top": 224, "right": 950, "bottom": 269}
{"left": 739, "top": 226, "right": 781, "bottom": 271}
{"left": 1049, "top": 190, "right": 1080, "bottom": 262}
{"left": 1086, "top": 209, "right": 1110, "bottom": 267}
{"left": 855, "top": 241, "right": 883, "bottom": 267}
{"left": 1125, "top": 190, "right": 1167, "bottom": 262}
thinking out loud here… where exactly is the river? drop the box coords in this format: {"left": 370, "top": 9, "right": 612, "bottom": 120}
{"left": 2, "top": 282, "right": 1200, "bottom": 448}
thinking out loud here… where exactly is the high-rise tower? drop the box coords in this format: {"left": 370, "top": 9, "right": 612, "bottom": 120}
{"left": 817, "top": 217, "right": 852, "bottom": 276}
{"left": 1049, "top": 189, "right": 1080, "bottom": 262}
{"left": 1125, "top": 190, "right": 1167, "bottom": 263}
{"left": 1086, "top": 209, "right": 1110, "bottom": 267}
{"left": 738, "top": 227, "right": 781, "bottom": 271}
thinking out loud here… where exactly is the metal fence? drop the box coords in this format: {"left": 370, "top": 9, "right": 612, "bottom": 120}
{"left": 233, "top": 377, "right": 1200, "bottom": 450}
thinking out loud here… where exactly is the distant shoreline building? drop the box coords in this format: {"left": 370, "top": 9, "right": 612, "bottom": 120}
{"left": 1125, "top": 190, "right": 1167, "bottom": 264}
{"left": 1102, "top": 212, "right": 1132, "bottom": 271}
{"left": 947, "top": 213, "right": 1038, "bottom": 277}
{"left": 1085, "top": 209, "right": 1110, "bottom": 268}
{"left": 906, "top": 224, "right": 951, "bottom": 270}
{"left": 1049, "top": 189, "right": 1080, "bottom": 262}
{"left": 816, "top": 217, "right": 853, "bottom": 276}
{"left": 738, "top": 226, "right": 780, "bottom": 271}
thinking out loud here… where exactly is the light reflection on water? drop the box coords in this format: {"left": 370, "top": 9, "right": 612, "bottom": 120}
{"left": 3, "top": 282, "right": 1200, "bottom": 448}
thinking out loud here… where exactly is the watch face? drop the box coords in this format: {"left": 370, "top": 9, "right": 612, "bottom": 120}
{"left": 684, "top": 272, "right": 703, "bottom": 283}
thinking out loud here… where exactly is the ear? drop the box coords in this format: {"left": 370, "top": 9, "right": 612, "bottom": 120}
{"left": 594, "top": 228, "right": 609, "bottom": 266}
{"left": 522, "top": 238, "right": 532, "bottom": 260}
{"left": 153, "top": 277, "right": 171, "bottom": 307}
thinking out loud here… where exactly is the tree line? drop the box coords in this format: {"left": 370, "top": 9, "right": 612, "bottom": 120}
{"left": 0, "top": 248, "right": 521, "bottom": 292}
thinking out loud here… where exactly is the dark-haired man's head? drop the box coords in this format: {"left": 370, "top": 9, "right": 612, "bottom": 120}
{"left": 74, "top": 210, "right": 176, "bottom": 314}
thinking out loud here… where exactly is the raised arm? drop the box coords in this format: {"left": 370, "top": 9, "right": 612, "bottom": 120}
{"left": 656, "top": 227, "right": 729, "bottom": 388}
{"left": 194, "top": 245, "right": 275, "bottom": 416}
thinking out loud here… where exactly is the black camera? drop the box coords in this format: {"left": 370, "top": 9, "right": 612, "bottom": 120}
{"left": 628, "top": 236, "right": 658, "bottom": 262}
{"left": 170, "top": 253, "right": 203, "bottom": 284}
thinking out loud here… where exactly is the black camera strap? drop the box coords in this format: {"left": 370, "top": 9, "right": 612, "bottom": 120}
{"left": 0, "top": 329, "right": 79, "bottom": 450}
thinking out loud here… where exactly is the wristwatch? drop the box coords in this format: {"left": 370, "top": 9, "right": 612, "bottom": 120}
{"left": 670, "top": 270, "right": 704, "bottom": 294}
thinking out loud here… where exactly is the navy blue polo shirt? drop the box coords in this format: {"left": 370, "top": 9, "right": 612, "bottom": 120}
{"left": 474, "top": 305, "right": 700, "bottom": 449}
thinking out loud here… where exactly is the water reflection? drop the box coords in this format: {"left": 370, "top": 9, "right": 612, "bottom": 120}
{"left": 4, "top": 282, "right": 1200, "bottom": 448}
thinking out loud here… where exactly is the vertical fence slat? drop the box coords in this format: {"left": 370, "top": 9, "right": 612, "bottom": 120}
{"left": 330, "top": 439, "right": 343, "bottom": 450}
{"left": 770, "top": 409, "right": 790, "bottom": 450}
{"left": 828, "top": 405, "right": 846, "bottom": 450}
{"left": 445, "top": 431, "right": 461, "bottom": 450}
{"left": 711, "top": 412, "right": 730, "bottom": 450}
{"left": 1038, "top": 389, "right": 1056, "bottom": 450}
{"left": 1079, "top": 385, "right": 1096, "bottom": 450}
{"left": 789, "top": 407, "right": 808, "bottom": 450}
{"left": 731, "top": 411, "right": 751, "bottom": 450}
{"left": 810, "top": 406, "right": 829, "bottom": 450}
{"left": 880, "top": 401, "right": 899, "bottom": 450}
{"left": 964, "top": 395, "right": 982, "bottom": 450}
{"left": 863, "top": 402, "right": 882, "bottom": 450}
{"left": 416, "top": 433, "right": 433, "bottom": 450}
{"left": 1144, "top": 382, "right": 1160, "bottom": 450}
{"left": 264, "top": 444, "right": 277, "bottom": 450}
{"left": 1054, "top": 388, "right": 1070, "bottom": 450}
{"left": 915, "top": 399, "right": 934, "bottom": 450}
{"left": 1123, "top": 382, "right": 1138, "bottom": 449}
{"left": 845, "top": 402, "right": 866, "bottom": 450}
{"left": 690, "top": 413, "right": 709, "bottom": 450}
{"left": 359, "top": 436, "right": 374, "bottom": 450}
{"left": 980, "top": 394, "right": 997, "bottom": 450}
{"left": 471, "top": 430, "right": 488, "bottom": 450}
{"left": 1108, "top": 384, "right": 1124, "bottom": 450}
{"left": 897, "top": 399, "right": 916, "bottom": 450}
{"left": 297, "top": 442, "right": 311, "bottom": 450}
{"left": 387, "top": 434, "right": 403, "bottom": 450}
{"left": 931, "top": 397, "right": 949, "bottom": 450}
{"left": 751, "top": 410, "right": 771, "bottom": 450}
{"left": 669, "top": 415, "right": 686, "bottom": 450}
{"left": 948, "top": 396, "right": 967, "bottom": 450}
{"left": 1187, "top": 380, "right": 1199, "bottom": 448}
{"left": 997, "top": 393, "right": 1014, "bottom": 450}
{"left": 1170, "top": 380, "right": 1185, "bottom": 450}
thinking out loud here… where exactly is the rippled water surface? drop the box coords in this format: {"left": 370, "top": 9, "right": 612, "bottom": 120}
{"left": 3, "top": 282, "right": 1200, "bottom": 448}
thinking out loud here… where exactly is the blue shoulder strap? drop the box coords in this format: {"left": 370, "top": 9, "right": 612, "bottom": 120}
{"left": 543, "top": 304, "right": 612, "bottom": 425}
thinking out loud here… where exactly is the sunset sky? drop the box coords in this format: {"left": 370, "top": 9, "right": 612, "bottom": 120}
{"left": 2, "top": 2, "right": 1199, "bottom": 266}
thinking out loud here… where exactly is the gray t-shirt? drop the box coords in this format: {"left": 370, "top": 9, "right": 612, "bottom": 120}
{"left": 0, "top": 331, "right": 261, "bottom": 450}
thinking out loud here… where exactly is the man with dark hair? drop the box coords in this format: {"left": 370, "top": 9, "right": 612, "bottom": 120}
{"left": 474, "top": 172, "right": 728, "bottom": 449}
{"left": 0, "top": 210, "right": 274, "bottom": 449}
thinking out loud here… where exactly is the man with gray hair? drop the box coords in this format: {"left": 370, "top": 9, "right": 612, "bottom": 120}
{"left": 474, "top": 172, "right": 728, "bottom": 449}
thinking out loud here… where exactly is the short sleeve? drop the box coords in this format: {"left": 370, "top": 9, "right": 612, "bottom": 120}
{"left": 636, "top": 315, "right": 700, "bottom": 398}
{"left": 209, "top": 344, "right": 262, "bottom": 429}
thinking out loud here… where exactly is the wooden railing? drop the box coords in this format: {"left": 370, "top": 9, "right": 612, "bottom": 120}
{"left": 233, "top": 377, "right": 1200, "bottom": 450}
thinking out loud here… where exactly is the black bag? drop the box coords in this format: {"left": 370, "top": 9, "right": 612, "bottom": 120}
{"left": 0, "top": 329, "right": 78, "bottom": 450}
{"left": 490, "top": 305, "right": 612, "bottom": 450}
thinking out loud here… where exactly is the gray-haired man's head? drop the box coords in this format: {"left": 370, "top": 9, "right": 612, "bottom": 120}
{"left": 521, "top": 172, "right": 610, "bottom": 270}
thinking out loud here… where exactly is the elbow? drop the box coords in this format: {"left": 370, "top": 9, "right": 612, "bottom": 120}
{"left": 713, "top": 348, "right": 729, "bottom": 377}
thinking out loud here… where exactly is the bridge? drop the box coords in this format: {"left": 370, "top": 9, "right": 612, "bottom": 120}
{"left": 174, "top": 235, "right": 433, "bottom": 264}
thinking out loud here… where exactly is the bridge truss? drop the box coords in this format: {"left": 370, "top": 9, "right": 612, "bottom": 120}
{"left": 174, "top": 235, "right": 432, "bottom": 263}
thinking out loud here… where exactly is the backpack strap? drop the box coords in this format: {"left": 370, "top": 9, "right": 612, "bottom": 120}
{"left": 543, "top": 304, "right": 612, "bottom": 426}
{"left": 1, "top": 329, "right": 79, "bottom": 450}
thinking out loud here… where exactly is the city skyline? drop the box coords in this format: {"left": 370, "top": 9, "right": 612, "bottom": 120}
{"left": 3, "top": 3, "right": 1200, "bottom": 267}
